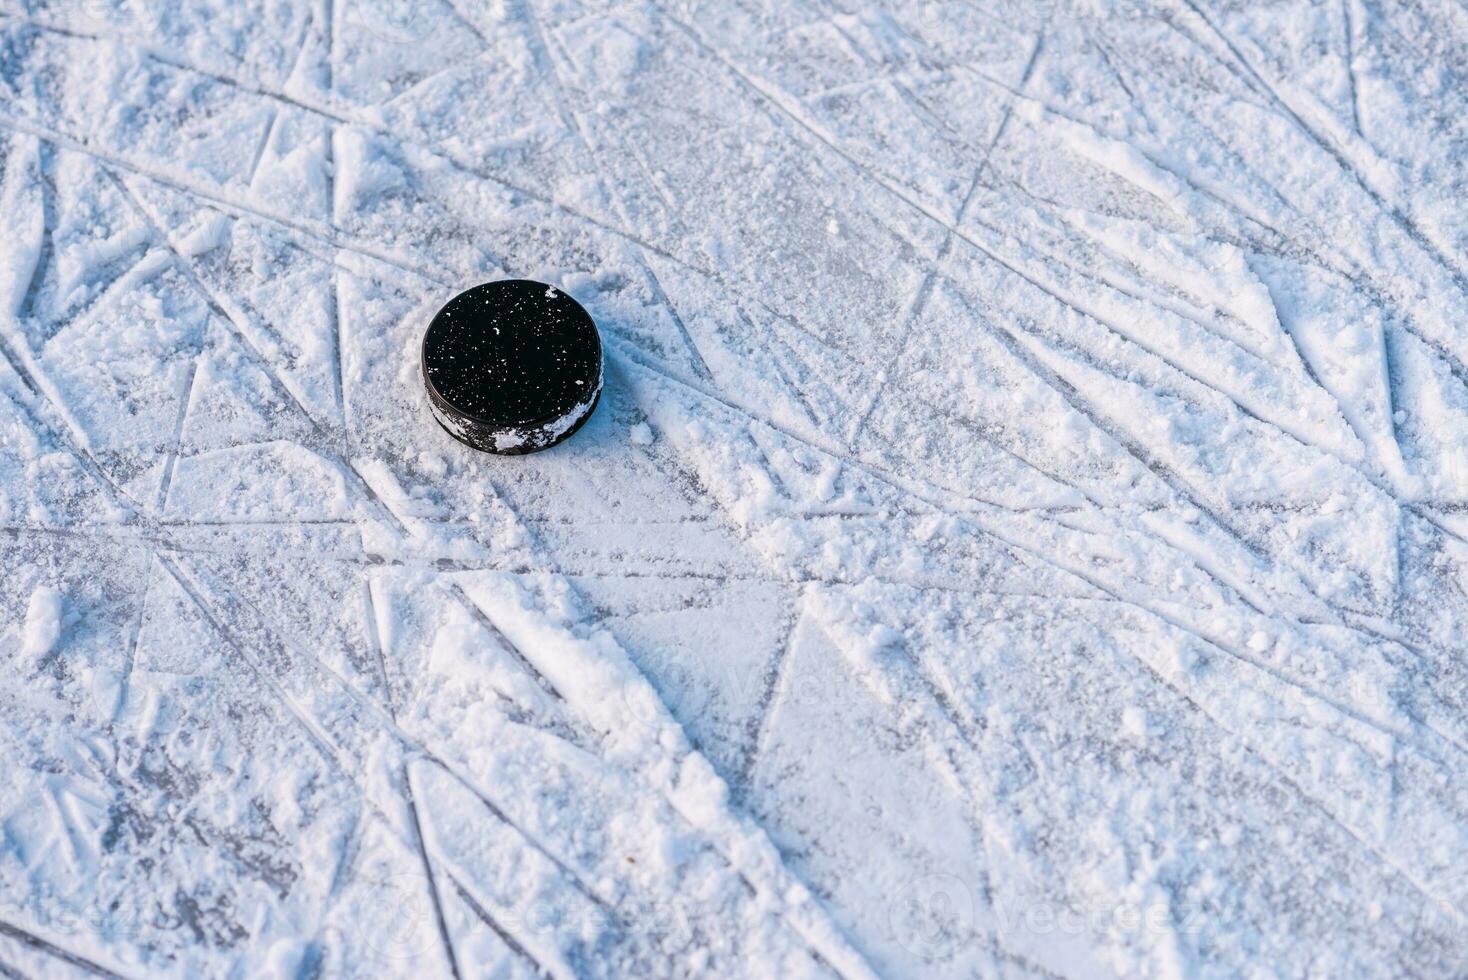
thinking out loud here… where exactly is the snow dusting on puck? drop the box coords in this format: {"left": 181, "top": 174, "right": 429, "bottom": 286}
{"left": 421, "top": 279, "right": 603, "bottom": 454}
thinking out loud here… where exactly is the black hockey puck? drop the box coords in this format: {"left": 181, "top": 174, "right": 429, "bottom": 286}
{"left": 421, "top": 280, "right": 603, "bottom": 454}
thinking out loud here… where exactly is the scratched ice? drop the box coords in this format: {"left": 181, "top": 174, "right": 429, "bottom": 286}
{"left": 1, "top": 0, "right": 1467, "bottom": 977}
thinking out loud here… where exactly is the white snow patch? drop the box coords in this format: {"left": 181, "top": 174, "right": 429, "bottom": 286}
{"left": 21, "top": 585, "right": 63, "bottom": 662}
{"left": 629, "top": 421, "right": 654, "bottom": 445}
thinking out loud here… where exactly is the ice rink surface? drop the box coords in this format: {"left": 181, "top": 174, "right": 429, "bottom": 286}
{"left": 1, "top": 0, "right": 1468, "bottom": 975}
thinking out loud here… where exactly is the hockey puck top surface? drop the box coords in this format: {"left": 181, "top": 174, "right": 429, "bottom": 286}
{"left": 421, "top": 279, "right": 603, "bottom": 454}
